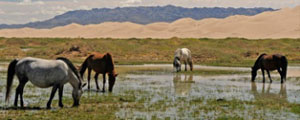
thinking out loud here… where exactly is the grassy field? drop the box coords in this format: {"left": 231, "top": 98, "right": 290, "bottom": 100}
{"left": 0, "top": 37, "right": 299, "bottom": 66}
{"left": 1, "top": 66, "right": 300, "bottom": 119}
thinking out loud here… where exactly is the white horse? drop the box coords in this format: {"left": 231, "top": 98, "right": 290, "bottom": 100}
{"left": 173, "top": 48, "right": 193, "bottom": 72}
{"left": 5, "top": 57, "right": 86, "bottom": 109}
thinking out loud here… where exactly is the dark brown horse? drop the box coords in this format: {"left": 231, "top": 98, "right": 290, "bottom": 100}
{"left": 251, "top": 53, "right": 288, "bottom": 83}
{"left": 80, "top": 52, "right": 118, "bottom": 92}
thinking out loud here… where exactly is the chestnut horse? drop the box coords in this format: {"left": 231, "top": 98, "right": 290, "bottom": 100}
{"left": 251, "top": 53, "right": 288, "bottom": 83}
{"left": 80, "top": 52, "right": 118, "bottom": 92}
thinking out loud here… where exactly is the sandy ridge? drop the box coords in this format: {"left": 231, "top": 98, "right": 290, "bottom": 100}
{"left": 0, "top": 6, "right": 299, "bottom": 39}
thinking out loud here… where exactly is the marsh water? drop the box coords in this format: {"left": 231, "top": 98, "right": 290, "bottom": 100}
{"left": 1, "top": 64, "right": 300, "bottom": 119}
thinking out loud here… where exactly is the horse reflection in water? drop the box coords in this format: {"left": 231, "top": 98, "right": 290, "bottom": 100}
{"left": 251, "top": 82, "right": 287, "bottom": 103}
{"left": 173, "top": 74, "right": 194, "bottom": 97}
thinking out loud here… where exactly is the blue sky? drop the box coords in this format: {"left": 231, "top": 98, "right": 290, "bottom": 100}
{"left": 0, "top": 0, "right": 299, "bottom": 24}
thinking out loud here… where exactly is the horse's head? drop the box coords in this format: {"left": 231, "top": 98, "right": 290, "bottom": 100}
{"left": 108, "top": 71, "right": 118, "bottom": 92}
{"left": 251, "top": 67, "right": 257, "bottom": 82}
{"left": 173, "top": 57, "right": 181, "bottom": 72}
{"left": 72, "top": 81, "right": 87, "bottom": 107}
{"left": 56, "top": 57, "right": 87, "bottom": 107}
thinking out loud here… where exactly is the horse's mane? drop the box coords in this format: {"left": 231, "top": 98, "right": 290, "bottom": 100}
{"left": 105, "top": 53, "right": 115, "bottom": 71}
{"left": 253, "top": 53, "right": 267, "bottom": 67}
{"left": 57, "top": 57, "right": 82, "bottom": 83}
{"left": 173, "top": 56, "right": 180, "bottom": 63}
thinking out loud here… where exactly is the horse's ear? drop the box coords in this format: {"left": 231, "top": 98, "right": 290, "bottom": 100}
{"left": 82, "top": 83, "right": 87, "bottom": 88}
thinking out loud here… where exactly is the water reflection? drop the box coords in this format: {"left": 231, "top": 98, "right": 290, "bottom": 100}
{"left": 251, "top": 82, "right": 287, "bottom": 103}
{"left": 173, "top": 74, "right": 194, "bottom": 97}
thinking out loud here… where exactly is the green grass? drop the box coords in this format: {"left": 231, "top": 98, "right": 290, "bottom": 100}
{"left": 0, "top": 37, "right": 299, "bottom": 66}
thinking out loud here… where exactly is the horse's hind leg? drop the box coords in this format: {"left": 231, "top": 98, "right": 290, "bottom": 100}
{"left": 188, "top": 57, "right": 193, "bottom": 71}
{"left": 19, "top": 80, "right": 28, "bottom": 108}
{"left": 14, "top": 85, "right": 20, "bottom": 107}
{"left": 102, "top": 74, "right": 106, "bottom": 92}
{"left": 189, "top": 62, "right": 193, "bottom": 71}
{"left": 277, "top": 68, "right": 284, "bottom": 83}
{"left": 14, "top": 77, "right": 28, "bottom": 108}
{"left": 94, "top": 73, "right": 100, "bottom": 91}
{"left": 58, "top": 85, "right": 64, "bottom": 108}
{"left": 184, "top": 61, "right": 187, "bottom": 71}
{"left": 87, "top": 68, "right": 92, "bottom": 90}
{"left": 47, "top": 85, "right": 58, "bottom": 109}
{"left": 266, "top": 70, "right": 272, "bottom": 83}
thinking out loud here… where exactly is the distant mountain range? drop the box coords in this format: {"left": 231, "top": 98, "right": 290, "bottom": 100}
{"left": 0, "top": 5, "right": 275, "bottom": 29}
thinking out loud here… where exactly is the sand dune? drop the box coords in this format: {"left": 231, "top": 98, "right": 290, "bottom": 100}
{"left": 0, "top": 6, "right": 299, "bottom": 39}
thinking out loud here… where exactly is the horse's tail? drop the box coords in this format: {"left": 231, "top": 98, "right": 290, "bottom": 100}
{"left": 80, "top": 55, "right": 93, "bottom": 77}
{"left": 6, "top": 59, "right": 18, "bottom": 102}
{"left": 281, "top": 56, "right": 288, "bottom": 80}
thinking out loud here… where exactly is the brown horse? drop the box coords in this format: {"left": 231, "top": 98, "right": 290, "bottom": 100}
{"left": 80, "top": 52, "right": 118, "bottom": 92}
{"left": 251, "top": 53, "right": 288, "bottom": 83}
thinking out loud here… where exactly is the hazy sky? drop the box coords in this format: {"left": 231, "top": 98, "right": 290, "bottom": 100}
{"left": 0, "top": 0, "right": 299, "bottom": 24}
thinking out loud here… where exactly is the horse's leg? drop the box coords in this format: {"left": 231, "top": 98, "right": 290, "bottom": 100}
{"left": 14, "top": 84, "right": 21, "bottom": 107}
{"left": 47, "top": 85, "right": 58, "bottom": 109}
{"left": 184, "top": 61, "right": 187, "bottom": 71}
{"left": 94, "top": 73, "right": 100, "bottom": 91}
{"left": 102, "top": 74, "right": 106, "bottom": 92}
{"left": 19, "top": 78, "right": 28, "bottom": 108}
{"left": 87, "top": 68, "right": 92, "bottom": 90}
{"left": 261, "top": 69, "right": 265, "bottom": 83}
{"left": 179, "top": 63, "right": 181, "bottom": 72}
{"left": 277, "top": 68, "right": 283, "bottom": 83}
{"left": 266, "top": 70, "right": 272, "bottom": 83}
{"left": 188, "top": 61, "right": 193, "bottom": 71}
{"left": 58, "top": 85, "right": 64, "bottom": 108}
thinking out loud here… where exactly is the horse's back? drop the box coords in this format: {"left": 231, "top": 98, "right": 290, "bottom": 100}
{"left": 175, "top": 48, "right": 191, "bottom": 61}
{"left": 181, "top": 48, "right": 191, "bottom": 56}
{"left": 261, "top": 54, "right": 286, "bottom": 70}
{"left": 87, "top": 53, "right": 108, "bottom": 73}
{"left": 16, "top": 57, "right": 69, "bottom": 88}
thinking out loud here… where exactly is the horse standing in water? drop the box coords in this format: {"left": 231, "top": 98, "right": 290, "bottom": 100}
{"left": 5, "top": 57, "right": 86, "bottom": 109}
{"left": 173, "top": 48, "right": 193, "bottom": 72}
{"left": 80, "top": 52, "right": 118, "bottom": 92}
{"left": 251, "top": 53, "right": 288, "bottom": 83}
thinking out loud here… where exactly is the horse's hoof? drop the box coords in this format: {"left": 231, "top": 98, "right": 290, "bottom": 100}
{"left": 72, "top": 104, "right": 79, "bottom": 107}
{"left": 47, "top": 106, "right": 51, "bottom": 109}
{"left": 59, "top": 104, "right": 64, "bottom": 108}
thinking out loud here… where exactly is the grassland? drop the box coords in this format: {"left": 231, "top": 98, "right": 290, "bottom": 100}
{"left": 0, "top": 37, "right": 299, "bottom": 66}
{"left": 2, "top": 87, "right": 300, "bottom": 119}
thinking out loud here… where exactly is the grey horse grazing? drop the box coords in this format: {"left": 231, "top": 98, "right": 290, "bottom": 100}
{"left": 173, "top": 48, "right": 193, "bottom": 72}
{"left": 5, "top": 57, "right": 86, "bottom": 109}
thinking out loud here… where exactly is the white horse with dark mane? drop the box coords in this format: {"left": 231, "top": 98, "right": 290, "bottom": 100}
{"left": 173, "top": 48, "right": 193, "bottom": 72}
{"left": 5, "top": 57, "right": 86, "bottom": 109}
